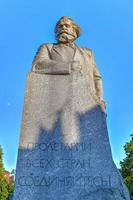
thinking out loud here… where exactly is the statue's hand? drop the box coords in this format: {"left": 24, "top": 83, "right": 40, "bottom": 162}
{"left": 71, "top": 61, "right": 82, "bottom": 71}
{"left": 33, "top": 60, "right": 71, "bottom": 75}
{"left": 33, "top": 61, "right": 48, "bottom": 73}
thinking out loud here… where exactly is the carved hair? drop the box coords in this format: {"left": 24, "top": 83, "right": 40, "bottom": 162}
{"left": 55, "top": 16, "right": 81, "bottom": 38}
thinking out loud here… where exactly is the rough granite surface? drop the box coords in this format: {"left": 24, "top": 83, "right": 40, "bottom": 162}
{"left": 13, "top": 72, "right": 130, "bottom": 200}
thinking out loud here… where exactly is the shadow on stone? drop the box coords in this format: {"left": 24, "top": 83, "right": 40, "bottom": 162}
{"left": 13, "top": 106, "right": 130, "bottom": 200}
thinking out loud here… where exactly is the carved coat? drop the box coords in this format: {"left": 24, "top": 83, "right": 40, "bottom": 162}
{"left": 32, "top": 43, "right": 103, "bottom": 101}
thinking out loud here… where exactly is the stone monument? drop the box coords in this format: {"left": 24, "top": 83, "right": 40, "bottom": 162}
{"left": 13, "top": 16, "right": 130, "bottom": 200}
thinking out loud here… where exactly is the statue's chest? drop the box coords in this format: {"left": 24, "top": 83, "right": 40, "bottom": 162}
{"left": 51, "top": 45, "right": 75, "bottom": 62}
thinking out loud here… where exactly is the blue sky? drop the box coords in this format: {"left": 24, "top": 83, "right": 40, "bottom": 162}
{"left": 0, "top": 0, "right": 133, "bottom": 171}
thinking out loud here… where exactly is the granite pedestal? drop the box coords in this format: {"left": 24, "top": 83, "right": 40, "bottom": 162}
{"left": 13, "top": 72, "right": 130, "bottom": 200}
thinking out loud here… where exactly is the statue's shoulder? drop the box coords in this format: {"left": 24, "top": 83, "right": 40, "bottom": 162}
{"left": 81, "top": 47, "right": 93, "bottom": 57}
{"left": 35, "top": 43, "right": 53, "bottom": 55}
{"left": 38, "top": 43, "right": 53, "bottom": 49}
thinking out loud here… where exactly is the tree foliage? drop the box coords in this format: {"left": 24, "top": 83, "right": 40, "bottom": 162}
{"left": 0, "top": 145, "right": 9, "bottom": 200}
{"left": 120, "top": 134, "right": 133, "bottom": 199}
{"left": 0, "top": 145, "right": 14, "bottom": 200}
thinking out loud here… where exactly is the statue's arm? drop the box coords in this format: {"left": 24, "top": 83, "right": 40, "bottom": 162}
{"left": 32, "top": 44, "right": 51, "bottom": 73}
{"left": 92, "top": 52, "right": 106, "bottom": 111}
{"left": 32, "top": 44, "right": 71, "bottom": 75}
{"left": 92, "top": 54, "right": 103, "bottom": 100}
{"left": 84, "top": 48, "right": 106, "bottom": 111}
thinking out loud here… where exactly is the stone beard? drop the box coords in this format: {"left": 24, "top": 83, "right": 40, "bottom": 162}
{"left": 13, "top": 16, "right": 130, "bottom": 200}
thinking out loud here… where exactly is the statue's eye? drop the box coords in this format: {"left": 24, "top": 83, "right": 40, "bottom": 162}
{"left": 65, "top": 24, "right": 70, "bottom": 28}
{"left": 58, "top": 24, "right": 63, "bottom": 28}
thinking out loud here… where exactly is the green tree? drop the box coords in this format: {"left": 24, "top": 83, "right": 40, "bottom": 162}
{"left": 8, "top": 182, "right": 14, "bottom": 200}
{"left": 8, "top": 171, "right": 14, "bottom": 200}
{"left": 0, "top": 145, "right": 9, "bottom": 200}
{"left": 120, "top": 134, "right": 133, "bottom": 199}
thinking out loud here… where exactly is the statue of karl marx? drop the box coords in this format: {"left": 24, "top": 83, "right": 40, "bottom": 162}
{"left": 32, "top": 16, "right": 106, "bottom": 112}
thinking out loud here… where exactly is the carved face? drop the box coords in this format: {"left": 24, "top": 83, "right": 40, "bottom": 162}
{"left": 55, "top": 18, "right": 78, "bottom": 43}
